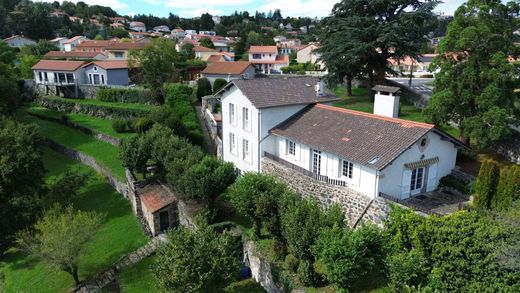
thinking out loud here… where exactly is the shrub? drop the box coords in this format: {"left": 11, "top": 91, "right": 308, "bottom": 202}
{"left": 196, "top": 78, "right": 212, "bottom": 101}
{"left": 386, "top": 250, "right": 429, "bottom": 289}
{"left": 97, "top": 87, "right": 156, "bottom": 104}
{"left": 149, "top": 107, "right": 187, "bottom": 138}
{"left": 493, "top": 165, "right": 520, "bottom": 211}
{"left": 284, "top": 254, "right": 299, "bottom": 273}
{"left": 132, "top": 117, "right": 153, "bottom": 134}
{"left": 213, "top": 78, "right": 228, "bottom": 94}
{"left": 439, "top": 174, "right": 468, "bottom": 194}
{"left": 112, "top": 118, "right": 128, "bottom": 133}
{"left": 474, "top": 160, "right": 500, "bottom": 209}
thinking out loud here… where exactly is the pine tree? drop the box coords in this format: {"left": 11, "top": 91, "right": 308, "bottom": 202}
{"left": 494, "top": 165, "right": 520, "bottom": 211}
{"left": 474, "top": 160, "right": 500, "bottom": 210}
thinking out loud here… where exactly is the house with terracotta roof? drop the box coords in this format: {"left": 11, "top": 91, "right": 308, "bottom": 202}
{"left": 277, "top": 39, "right": 302, "bottom": 55}
{"left": 248, "top": 46, "right": 290, "bottom": 74}
{"left": 129, "top": 21, "right": 146, "bottom": 32}
{"left": 43, "top": 50, "right": 107, "bottom": 61}
{"left": 63, "top": 36, "right": 87, "bottom": 52}
{"left": 76, "top": 40, "right": 116, "bottom": 53}
{"left": 201, "top": 61, "right": 255, "bottom": 85}
{"left": 194, "top": 45, "right": 218, "bottom": 61}
{"left": 32, "top": 60, "right": 86, "bottom": 86}
{"left": 3, "top": 35, "right": 36, "bottom": 48}
{"left": 217, "top": 80, "right": 467, "bottom": 200}
{"left": 83, "top": 61, "right": 130, "bottom": 86}
{"left": 105, "top": 42, "right": 147, "bottom": 60}
{"left": 296, "top": 43, "right": 324, "bottom": 70}
{"left": 388, "top": 54, "right": 438, "bottom": 76}
{"left": 50, "top": 37, "right": 69, "bottom": 51}
{"left": 138, "top": 184, "right": 176, "bottom": 236}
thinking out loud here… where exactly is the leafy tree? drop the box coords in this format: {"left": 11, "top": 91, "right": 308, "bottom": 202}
{"left": 385, "top": 249, "right": 429, "bottom": 290}
{"left": 0, "top": 118, "right": 44, "bottom": 253}
{"left": 196, "top": 77, "right": 212, "bottom": 100}
{"left": 320, "top": 0, "right": 437, "bottom": 96}
{"left": 16, "top": 205, "right": 104, "bottom": 286}
{"left": 109, "top": 27, "right": 129, "bottom": 38}
{"left": 213, "top": 78, "right": 227, "bottom": 94}
{"left": 20, "top": 40, "right": 58, "bottom": 57}
{"left": 19, "top": 54, "right": 39, "bottom": 79}
{"left": 199, "top": 37, "right": 215, "bottom": 49}
{"left": 199, "top": 12, "right": 215, "bottom": 31}
{"left": 44, "top": 170, "right": 87, "bottom": 208}
{"left": 149, "top": 107, "right": 187, "bottom": 138}
{"left": 474, "top": 160, "right": 500, "bottom": 210}
{"left": 154, "top": 227, "right": 241, "bottom": 292}
{"left": 119, "top": 135, "right": 152, "bottom": 178}
{"left": 427, "top": 0, "right": 520, "bottom": 146}
{"left": 0, "top": 40, "right": 16, "bottom": 65}
{"left": 179, "top": 43, "right": 195, "bottom": 60}
{"left": 177, "top": 156, "right": 236, "bottom": 220}
{"left": 129, "top": 38, "right": 178, "bottom": 104}
{"left": 314, "top": 224, "right": 386, "bottom": 291}
{"left": 0, "top": 62, "right": 20, "bottom": 114}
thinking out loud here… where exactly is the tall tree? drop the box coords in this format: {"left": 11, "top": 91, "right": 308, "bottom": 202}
{"left": 199, "top": 12, "right": 214, "bottom": 31}
{"left": 129, "top": 38, "right": 178, "bottom": 104}
{"left": 17, "top": 205, "right": 104, "bottom": 286}
{"left": 320, "top": 0, "right": 437, "bottom": 96}
{"left": 427, "top": 0, "right": 520, "bottom": 146}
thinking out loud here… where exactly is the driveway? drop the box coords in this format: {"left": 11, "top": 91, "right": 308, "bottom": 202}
{"left": 388, "top": 77, "right": 434, "bottom": 98}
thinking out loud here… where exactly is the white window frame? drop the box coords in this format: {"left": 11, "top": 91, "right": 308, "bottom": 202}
{"left": 229, "top": 132, "right": 236, "bottom": 155}
{"left": 341, "top": 159, "right": 354, "bottom": 179}
{"left": 242, "top": 139, "right": 249, "bottom": 161}
{"left": 229, "top": 103, "right": 235, "bottom": 125}
{"left": 242, "top": 107, "right": 250, "bottom": 131}
{"left": 287, "top": 140, "right": 296, "bottom": 157}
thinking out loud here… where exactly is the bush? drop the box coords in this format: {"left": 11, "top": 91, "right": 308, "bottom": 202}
{"left": 132, "top": 117, "right": 153, "bottom": 134}
{"left": 97, "top": 87, "right": 156, "bottom": 104}
{"left": 474, "top": 160, "right": 500, "bottom": 209}
{"left": 112, "top": 118, "right": 128, "bottom": 133}
{"left": 196, "top": 78, "right": 212, "bottom": 101}
{"left": 149, "top": 107, "right": 187, "bottom": 137}
{"left": 284, "top": 254, "right": 299, "bottom": 273}
{"left": 439, "top": 175, "right": 469, "bottom": 194}
{"left": 493, "top": 165, "right": 520, "bottom": 211}
{"left": 386, "top": 250, "right": 429, "bottom": 289}
{"left": 213, "top": 78, "right": 228, "bottom": 94}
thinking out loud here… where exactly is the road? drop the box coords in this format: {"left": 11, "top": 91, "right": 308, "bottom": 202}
{"left": 388, "top": 78, "right": 434, "bottom": 98}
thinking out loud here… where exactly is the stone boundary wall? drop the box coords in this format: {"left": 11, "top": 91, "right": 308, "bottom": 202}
{"left": 262, "top": 158, "right": 391, "bottom": 227}
{"left": 243, "top": 240, "right": 282, "bottom": 293}
{"left": 28, "top": 112, "right": 120, "bottom": 146}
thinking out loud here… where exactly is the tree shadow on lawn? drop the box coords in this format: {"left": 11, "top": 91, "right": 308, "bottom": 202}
{"left": 0, "top": 250, "right": 40, "bottom": 271}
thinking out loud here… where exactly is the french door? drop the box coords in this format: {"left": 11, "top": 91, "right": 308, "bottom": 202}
{"left": 410, "top": 167, "right": 425, "bottom": 195}
{"left": 312, "top": 149, "right": 322, "bottom": 175}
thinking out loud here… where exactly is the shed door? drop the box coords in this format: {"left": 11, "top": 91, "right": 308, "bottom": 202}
{"left": 159, "top": 211, "right": 169, "bottom": 232}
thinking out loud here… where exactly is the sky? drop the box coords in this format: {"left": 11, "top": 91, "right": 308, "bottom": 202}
{"left": 40, "top": 0, "right": 467, "bottom": 18}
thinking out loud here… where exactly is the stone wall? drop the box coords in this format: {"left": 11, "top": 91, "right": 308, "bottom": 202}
{"left": 262, "top": 158, "right": 391, "bottom": 227}
{"left": 243, "top": 240, "right": 282, "bottom": 293}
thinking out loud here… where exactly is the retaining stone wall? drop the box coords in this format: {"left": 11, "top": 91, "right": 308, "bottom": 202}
{"left": 262, "top": 158, "right": 391, "bottom": 227}
{"left": 243, "top": 240, "right": 281, "bottom": 293}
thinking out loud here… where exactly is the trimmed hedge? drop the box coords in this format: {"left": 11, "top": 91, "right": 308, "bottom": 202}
{"left": 97, "top": 87, "right": 156, "bottom": 104}
{"left": 40, "top": 96, "right": 152, "bottom": 119}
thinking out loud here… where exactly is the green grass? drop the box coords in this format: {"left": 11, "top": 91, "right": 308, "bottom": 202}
{"left": 45, "top": 96, "right": 156, "bottom": 111}
{"left": 0, "top": 149, "right": 148, "bottom": 293}
{"left": 18, "top": 112, "right": 126, "bottom": 181}
{"left": 25, "top": 105, "right": 136, "bottom": 140}
{"left": 118, "top": 255, "right": 157, "bottom": 293}
{"left": 332, "top": 86, "right": 460, "bottom": 138}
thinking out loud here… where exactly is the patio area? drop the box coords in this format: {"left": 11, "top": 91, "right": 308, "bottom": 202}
{"left": 404, "top": 191, "right": 471, "bottom": 215}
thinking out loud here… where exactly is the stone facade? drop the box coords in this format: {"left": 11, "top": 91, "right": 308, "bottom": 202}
{"left": 244, "top": 240, "right": 281, "bottom": 293}
{"left": 262, "top": 157, "right": 391, "bottom": 227}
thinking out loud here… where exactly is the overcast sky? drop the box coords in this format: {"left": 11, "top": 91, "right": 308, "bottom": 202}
{"left": 39, "top": 0, "right": 466, "bottom": 18}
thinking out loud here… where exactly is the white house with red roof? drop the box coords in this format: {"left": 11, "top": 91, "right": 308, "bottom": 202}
{"left": 248, "top": 46, "right": 289, "bottom": 74}
{"left": 63, "top": 36, "right": 88, "bottom": 52}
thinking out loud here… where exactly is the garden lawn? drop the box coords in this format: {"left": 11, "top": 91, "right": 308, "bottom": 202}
{"left": 332, "top": 86, "right": 460, "bottom": 138}
{"left": 18, "top": 112, "right": 126, "bottom": 181}
{"left": 44, "top": 96, "right": 156, "bottom": 111}
{"left": 118, "top": 255, "right": 157, "bottom": 293}
{"left": 25, "top": 105, "right": 135, "bottom": 140}
{"left": 0, "top": 149, "right": 148, "bottom": 293}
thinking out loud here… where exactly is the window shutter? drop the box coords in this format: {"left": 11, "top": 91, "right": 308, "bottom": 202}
{"left": 401, "top": 169, "right": 412, "bottom": 199}
{"left": 280, "top": 138, "right": 286, "bottom": 156}
{"left": 427, "top": 163, "right": 438, "bottom": 192}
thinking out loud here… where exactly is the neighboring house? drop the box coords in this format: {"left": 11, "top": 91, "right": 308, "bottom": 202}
{"left": 129, "top": 21, "right": 146, "bottom": 32}
{"left": 217, "top": 76, "right": 339, "bottom": 173}
{"left": 3, "top": 35, "right": 36, "bottom": 48}
{"left": 207, "top": 55, "right": 226, "bottom": 63}
{"left": 43, "top": 51, "right": 107, "bottom": 61}
{"left": 68, "top": 16, "right": 83, "bottom": 24}
{"left": 63, "top": 36, "right": 87, "bottom": 52}
{"left": 105, "top": 42, "right": 147, "bottom": 60}
{"left": 129, "top": 31, "right": 151, "bottom": 39}
{"left": 194, "top": 45, "right": 218, "bottom": 61}
{"left": 219, "top": 81, "right": 466, "bottom": 200}
{"left": 50, "top": 37, "right": 69, "bottom": 51}
{"left": 200, "top": 30, "right": 216, "bottom": 36}
{"left": 171, "top": 28, "right": 186, "bottom": 40}
{"left": 110, "top": 23, "right": 125, "bottom": 29}
{"left": 83, "top": 61, "right": 130, "bottom": 86}
{"left": 32, "top": 60, "right": 86, "bottom": 86}
{"left": 201, "top": 61, "right": 255, "bottom": 85}
{"left": 296, "top": 43, "right": 324, "bottom": 69}
{"left": 213, "top": 39, "right": 231, "bottom": 52}
{"left": 388, "top": 54, "right": 437, "bottom": 76}
{"left": 185, "top": 29, "right": 197, "bottom": 35}
{"left": 248, "top": 46, "right": 290, "bottom": 74}
{"left": 273, "top": 35, "right": 287, "bottom": 43}
{"left": 278, "top": 39, "right": 302, "bottom": 55}
{"left": 76, "top": 40, "right": 115, "bottom": 53}
{"left": 153, "top": 25, "right": 170, "bottom": 33}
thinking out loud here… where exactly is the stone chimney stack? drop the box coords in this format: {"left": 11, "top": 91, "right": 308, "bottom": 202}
{"left": 315, "top": 79, "right": 325, "bottom": 97}
{"left": 372, "top": 85, "right": 401, "bottom": 118}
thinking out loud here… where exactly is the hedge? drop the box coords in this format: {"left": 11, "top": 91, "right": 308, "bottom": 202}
{"left": 165, "top": 84, "right": 205, "bottom": 146}
{"left": 39, "top": 96, "right": 152, "bottom": 119}
{"left": 97, "top": 87, "right": 157, "bottom": 104}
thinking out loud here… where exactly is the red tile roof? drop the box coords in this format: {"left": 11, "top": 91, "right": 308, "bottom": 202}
{"left": 32, "top": 60, "right": 86, "bottom": 71}
{"left": 202, "top": 61, "right": 253, "bottom": 75}
{"left": 85, "top": 60, "right": 128, "bottom": 69}
{"left": 206, "top": 55, "right": 225, "bottom": 62}
{"left": 139, "top": 184, "right": 176, "bottom": 214}
{"left": 194, "top": 45, "right": 217, "bottom": 52}
{"left": 249, "top": 45, "right": 278, "bottom": 54}
{"left": 64, "top": 36, "right": 85, "bottom": 44}
{"left": 76, "top": 40, "right": 114, "bottom": 48}
{"left": 44, "top": 51, "right": 104, "bottom": 59}
{"left": 106, "top": 42, "right": 147, "bottom": 50}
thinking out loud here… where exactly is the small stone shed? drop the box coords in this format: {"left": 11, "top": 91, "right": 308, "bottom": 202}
{"left": 139, "top": 184, "right": 177, "bottom": 236}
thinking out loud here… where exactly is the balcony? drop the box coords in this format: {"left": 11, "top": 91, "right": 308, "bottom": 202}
{"left": 263, "top": 152, "right": 347, "bottom": 187}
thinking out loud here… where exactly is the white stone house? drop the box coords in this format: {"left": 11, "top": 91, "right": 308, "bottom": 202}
{"left": 63, "top": 36, "right": 87, "bottom": 52}
{"left": 296, "top": 43, "right": 324, "bottom": 69}
{"left": 248, "top": 46, "right": 289, "bottom": 74}
{"left": 129, "top": 21, "right": 146, "bottom": 32}
{"left": 217, "top": 81, "right": 467, "bottom": 200}
{"left": 50, "top": 37, "right": 69, "bottom": 51}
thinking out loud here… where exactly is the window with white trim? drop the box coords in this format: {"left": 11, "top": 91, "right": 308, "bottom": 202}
{"left": 229, "top": 133, "right": 236, "bottom": 154}
{"left": 287, "top": 140, "right": 296, "bottom": 156}
{"left": 242, "top": 139, "right": 249, "bottom": 160}
{"left": 341, "top": 160, "right": 354, "bottom": 179}
{"left": 229, "top": 103, "right": 235, "bottom": 124}
{"left": 242, "top": 107, "right": 249, "bottom": 130}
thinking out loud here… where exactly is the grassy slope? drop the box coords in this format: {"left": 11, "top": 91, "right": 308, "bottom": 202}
{"left": 18, "top": 112, "right": 126, "bottom": 181}
{"left": 0, "top": 149, "right": 148, "bottom": 293}
{"left": 44, "top": 96, "right": 156, "bottom": 111}
{"left": 25, "top": 105, "right": 135, "bottom": 140}
{"left": 332, "top": 87, "right": 460, "bottom": 138}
